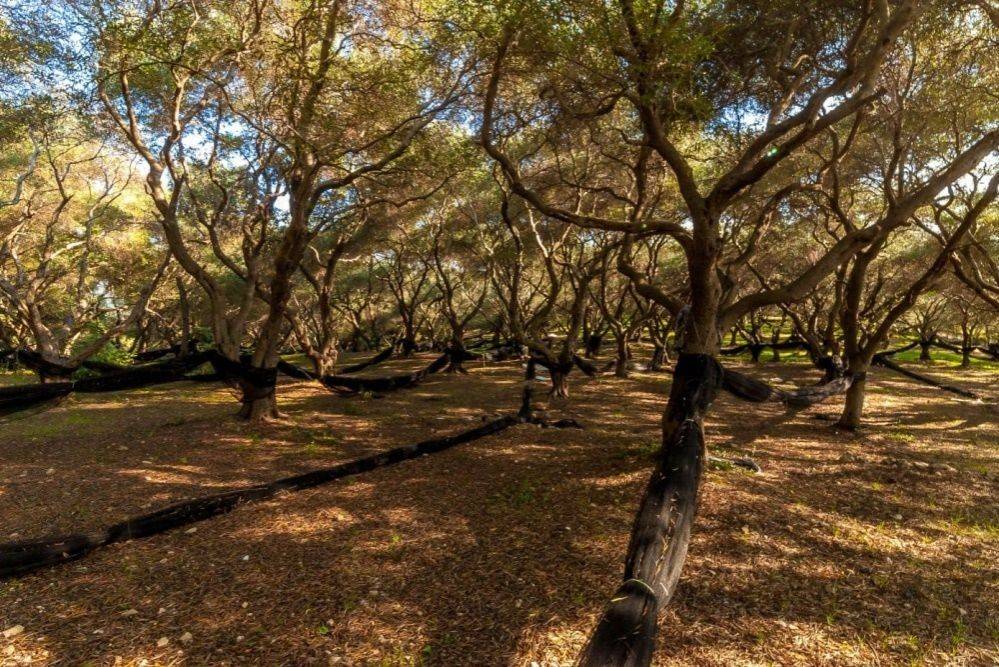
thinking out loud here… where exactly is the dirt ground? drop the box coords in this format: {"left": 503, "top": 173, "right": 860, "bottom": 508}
{"left": 1, "top": 351, "right": 997, "bottom": 666}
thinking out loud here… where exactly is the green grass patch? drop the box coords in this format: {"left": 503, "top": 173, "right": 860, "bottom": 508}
{"left": 281, "top": 353, "right": 311, "bottom": 367}
{"left": 611, "top": 440, "right": 661, "bottom": 461}
{"left": 0, "top": 370, "right": 38, "bottom": 386}
{"left": 891, "top": 343, "right": 999, "bottom": 371}
{"left": 493, "top": 479, "right": 550, "bottom": 509}
{"left": 2, "top": 403, "right": 113, "bottom": 439}
{"left": 939, "top": 509, "right": 999, "bottom": 540}
{"left": 340, "top": 402, "right": 364, "bottom": 416}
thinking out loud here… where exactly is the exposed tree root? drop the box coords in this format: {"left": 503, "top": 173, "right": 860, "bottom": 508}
{"left": 1, "top": 408, "right": 585, "bottom": 580}
{"left": 0, "top": 353, "right": 583, "bottom": 579}
{"left": 720, "top": 339, "right": 809, "bottom": 356}
{"left": 316, "top": 353, "right": 449, "bottom": 393}
{"left": 338, "top": 347, "right": 394, "bottom": 373}
{"left": 78, "top": 359, "right": 129, "bottom": 374}
{"left": 0, "top": 382, "right": 73, "bottom": 418}
{"left": 132, "top": 340, "right": 200, "bottom": 362}
{"left": 720, "top": 367, "right": 857, "bottom": 407}
{"left": 0, "top": 353, "right": 213, "bottom": 418}
{"left": 929, "top": 337, "right": 998, "bottom": 362}
{"left": 274, "top": 360, "right": 316, "bottom": 380}
{"left": 878, "top": 340, "right": 920, "bottom": 357}
{"left": 533, "top": 416, "right": 583, "bottom": 429}
{"left": 707, "top": 455, "right": 762, "bottom": 473}
{"left": 872, "top": 354, "right": 979, "bottom": 399}
{"left": 1, "top": 348, "right": 455, "bottom": 420}
{"left": 13, "top": 350, "right": 77, "bottom": 382}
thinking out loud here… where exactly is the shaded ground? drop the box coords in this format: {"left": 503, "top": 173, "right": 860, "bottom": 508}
{"left": 1, "top": 351, "right": 996, "bottom": 665}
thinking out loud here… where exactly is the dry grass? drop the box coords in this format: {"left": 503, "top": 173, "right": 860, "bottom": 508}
{"left": 1, "top": 352, "right": 996, "bottom": 666}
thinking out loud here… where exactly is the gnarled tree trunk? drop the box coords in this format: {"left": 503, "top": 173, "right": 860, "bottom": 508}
{"left": 579, "top": 353, "right": 722, "bottom": 666}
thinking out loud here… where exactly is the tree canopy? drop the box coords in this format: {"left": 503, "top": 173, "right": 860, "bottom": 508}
{"left": 0, "top": 1, "right": 996, "bottom": 663}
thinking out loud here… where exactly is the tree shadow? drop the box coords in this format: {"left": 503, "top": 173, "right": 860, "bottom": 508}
{"left": 1, "top": 355, "right": 995, "bottom": 664}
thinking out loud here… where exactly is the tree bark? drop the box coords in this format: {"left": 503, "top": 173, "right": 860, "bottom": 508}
{"left": 960, "top": 330, "right": 972, "bottom": 368}
{"left": 837, "top": 372, "right": 867, "bottom": 431}
{"left": 177, "top": 277, "right": 191, "bottom": 358}
{"left": 816, "top": 355, "right": 845, "bottom": 383}
{"left": 400, "top": 334, "right": 418, "bottom": 357}
{"left": 614, "top": 335, "right": 629, "bottom": 378}
{"left": 585, "top": 333, "right": 602, "bottom": 358}
{"left": 550, "top": 369, "right": 570, "bottom": 399}
{"left": 649, "top": 344, "right": 667, "bottom": 371}
{"left": 238, "top": 392, "right": 281, "bottom": 421}
{"left": 444, "top": 340, "right": 469, "bottom": 373}
{"left": 309, "top": 353, "right": 336, "bottom": 378}
{"left": 579, "top": 353, "right": 722, "bottom": 666}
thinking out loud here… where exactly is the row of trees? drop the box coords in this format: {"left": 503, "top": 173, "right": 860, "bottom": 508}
{"left": 3, "top": 0, "right": 993, "bottom": 411}
{"left": 1, "top": 1, "right": 996, "bottom": 662}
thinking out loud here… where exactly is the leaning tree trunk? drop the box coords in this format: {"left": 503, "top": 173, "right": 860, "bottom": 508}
{"left": 579, "top": 353, "right": 722, "bottom": 666}
{"left": 919, "top": 340, "right": 932, "bottom": 362}
{"left": 38, "top": 363, "right": 73, "bottom": 385}
{"left": 749, "top": 344, "right": 763, "bottom": 363}
{"left": 17, "top": 352, "right": 75, "bottom": 384}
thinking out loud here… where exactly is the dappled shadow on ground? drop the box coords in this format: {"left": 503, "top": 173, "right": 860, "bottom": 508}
{"left": 0, "top": 353, "right": 489, "bottom": 536}
{"left": 1, "top": 352, "right": 995, "bottom": 665}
